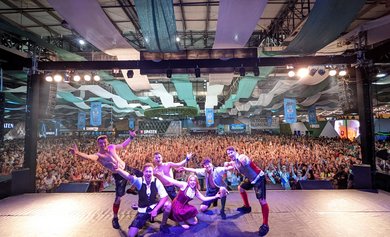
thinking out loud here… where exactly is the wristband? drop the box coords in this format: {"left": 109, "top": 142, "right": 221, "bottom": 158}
{"left": 186, "top": 156, "right": 190, "bottom": 162}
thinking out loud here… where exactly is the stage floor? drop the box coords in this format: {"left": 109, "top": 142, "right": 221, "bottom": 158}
{"left": 0, "top": 190, "right": 389, "bottom": 237}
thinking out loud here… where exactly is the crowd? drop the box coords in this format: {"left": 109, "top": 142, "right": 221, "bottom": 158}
{"left": 2, "top": 133, "right": 386, "bottom": 192}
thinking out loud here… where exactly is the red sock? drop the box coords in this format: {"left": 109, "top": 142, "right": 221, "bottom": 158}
{"left": 113, "top": 203, "right": 120, "bottom": 215}
{"left": 261, "top": 203, "right": 269, "bottom": 225}
{"left": 240, "top": 191, "right": 250, "bottom": 207}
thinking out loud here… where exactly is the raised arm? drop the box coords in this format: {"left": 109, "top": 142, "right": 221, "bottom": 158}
{"left": 69, "top": 144, "right": 99, "bottom": 161}
{"left": 195, "top": 188, "right": 220, "bottom": 202}
{"left": 116, "top": 130, "right": 136, "bottom": 150}
{"left": 168, "top": 152, "right": 192, "bottom": 168}
{"left": 176, "top": 166, "right": 199, "bottom": 173}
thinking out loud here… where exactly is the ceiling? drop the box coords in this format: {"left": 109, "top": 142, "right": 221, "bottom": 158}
{"left": 1, "top": 0, "right": 390, "bottom": 126}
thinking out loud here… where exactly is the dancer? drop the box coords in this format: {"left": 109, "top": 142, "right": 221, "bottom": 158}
{"left": 225, "top": 146, "right": 270, "bottom": 236}
{"left": 177, "top": 157, "right": 231, "bottom": 219}
{"left": 114, "top": 162, "right": 171, "bottom": 236}
{"left": 155, "top": 170, "right": 222, "bottom": 229}
{"left": 69, "top": 130, "right": 143, "bottom": 229}
{"left": 153, "top": 151, "right": 192, "bottom": 200}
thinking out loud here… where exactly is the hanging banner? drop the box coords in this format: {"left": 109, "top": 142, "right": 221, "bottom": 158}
{"left": 308, "top": 106, "right": 317, "bottom": 124}
{"left": 77, "top": 111, "right": 86, "bottom": 130}
{"left": 205, "top": 108, "right": 214, "bottom": 127}
{"left": 129, "top": 117, "right": 135, "bottom": 129}
{"left": 284, "top": 98, "right": 297, "bottom": 124}
{"left": 90, "top": 102, "right": 102, "bottom": 126}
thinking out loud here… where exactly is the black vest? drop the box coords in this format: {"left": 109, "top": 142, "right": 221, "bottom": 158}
{"left": 138, "top": 177, "right": 159, "bottom": 208}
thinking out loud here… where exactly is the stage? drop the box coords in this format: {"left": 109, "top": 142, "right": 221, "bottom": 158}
{"left": 0, "top": 190, "right": 389, "bottom": 237}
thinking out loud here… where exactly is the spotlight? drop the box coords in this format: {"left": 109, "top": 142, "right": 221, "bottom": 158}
{"left": 73, "top": 74, "right": 81, "bottom": 82}
{"left": 253, "top": 66, "right": 260, "bottom": 77}
{"left": 329, "top": 68, "right": 337, "bottom": 76}
{"left": 376, "top": 68, "right": 387, "bottom": 78}
{"left": 338, "top": 68, "right": 347, "bottom": 77}
{"left": 84, "top": 74, "right": 91, "bottom": 81}
{"left": 239, "top": 65, "right": 245, "bottom": 77}
{"left": 297, "top": 67, "right": 309, "bottom": 78}
{"left": 288, "top": 70, "right": 295, "bottom": 77}
{"left": 93, "top": 74, "right": 101, "bottom": 81}
{"left": 166, "top": 69, "right": 172, "bottom": 78}
{"left": 45, "top": 74, "right": 53, "bottom": 82}
{"left": 127, "top": 70, "right": 134, "bottom": 78}
{"left": 309, "top": 68, "right": 317, "bottom": 76}
{"left": 195, "top": 66, "right": 201, "bottom": 78}
{"left": 53, "top": 73, "right": 62, "bottom": 82}
{"left": 112, "top": 68, "right": 120, "bottom": 77}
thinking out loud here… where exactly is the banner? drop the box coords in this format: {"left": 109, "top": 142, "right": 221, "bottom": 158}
{"left": 129, "top": 117, "right": 135, "bottom": 129}
{"left": 77, "top": 111, "right": 86, "bottom": 130}
{"left": 284, "top": 98, "right": 297, "bottom": 124}
{"left": 90, "top": 102, "right": 102, "bottom": 126}
{"left": 308, "top": 106, "right": 317, "bottom": 124}
{"left": 205, "top": 108, "right": 214, "bottom": 127}
{"left": 250, "top": 116, "right": 280, "bottom": 129}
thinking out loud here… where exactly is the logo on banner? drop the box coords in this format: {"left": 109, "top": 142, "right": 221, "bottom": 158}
{"left": 308, "top": 106, "right": 317, "bottom": 124}
{"left": 90, "top": 102, "right": 102, "bottom": 126}
{"left": 205, "top": 108, "right": 214, "bottom": 127}
{"left": 129, "top": 118, "right": 135, "bottom": 129}
{"left": 284, "top": 98, "right": 297, "bottom": 124}
{"left": 77, "top": 111, "right": 86, "bottom": 130}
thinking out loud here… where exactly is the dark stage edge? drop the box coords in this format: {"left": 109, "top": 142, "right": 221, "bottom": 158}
{"left": 0, "top": 190, "right": 389, "bottom": 237}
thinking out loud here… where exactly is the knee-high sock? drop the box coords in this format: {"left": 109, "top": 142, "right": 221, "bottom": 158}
{"left": 261, "top": 203, "right": 269, "bottom": 225}
{"left": 161, "top": 210, "right": 169, "bottom": 225}
{"left": 221, "top": 196, "right": 227, "bottom": 212}
{"left": 113, "top": 203, "right": 120, "bottom": 216}
{"left": 240, "top": 191, "right": 250, "bottom": 207}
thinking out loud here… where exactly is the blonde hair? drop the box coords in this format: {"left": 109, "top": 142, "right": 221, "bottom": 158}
{"left": 187, "top": 174, "right": 200, "bottom": 190}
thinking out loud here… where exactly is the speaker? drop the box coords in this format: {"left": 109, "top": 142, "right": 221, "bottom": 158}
{"left": 0, "top": 92, "right": 4, "bottom": 147}
{"left": 39, "top": 80, "right": 57, "bottom": 119}
{"left": 55, "top": 182, "right": 90, "bottom": 193}
{"left": 352, "top": 164, "right": 372, "bottom": 189}
{"left": 12, "top": 168, "right": 35, "bottom": 195}
{"left": 0, "top": 175, "right": 12, "bottom": 199}
{"left": 299, "top": 180, "right": 333, "bottom": 190}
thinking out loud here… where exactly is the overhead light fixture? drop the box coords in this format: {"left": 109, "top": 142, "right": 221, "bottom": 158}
{"left": 45, "top": 74, "right": 53, "bottom": 82}
{"left": 288, "top": 70, "right": 295, "bottom": 77}
{"left": 53, "top": 73, "right": 62, "bottom": 82}
{"left": 73, "top": 74, "right": 81, "bottom": 82}
{"left": 166, "top": 69, "right": 172, "bottom": 78}
{"left": 93, "top": 74, "right": 101, "bottom": 81}
{"left": 309, "top": 68, "right": 317, "bottom": 76}
{"left": 84, "top": 74, "right": 91, "bottom": 81}
{"left": 195, "top": 66, "right": 201, "bottom": 78}
{"left": 338, "top": 66, "right": 347, "bottom": 77}
{"left": 376, "top": 68, "right": 387, "bottom": 78}
{"left": 318, "top": 68, "right": 326, "bottom": 76}
{"left": 329, "top": 68, "right": 337, "bottom": 76}
{"left": 112, "top": 68, "right": 120, "bottom": 77}
{"left": 253, "top": 66, "right": 260, "bottom": 77}
{"left": 297, "top": 67, "right": 309, "bottom": 78}
{"left": 239, "top": 65, "right": 245, "bottom": 77}
{"left": 127, "top": 70, "right": 134, "bottom": 78}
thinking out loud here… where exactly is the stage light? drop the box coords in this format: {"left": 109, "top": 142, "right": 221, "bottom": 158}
{"left": 239, "top": 65, "right": 245, "bottom": 77}
{"left": 253, "top": 66, "right": 260, "bottom": 76}
{"left": 288, "top": 70, "right": 295, "bottom": 77}
{"left": 93, "top": 74, "right": 101, "bottom": 81}
{"left": 338, "top": 68, "right": 347, "bottom": 77}
{"left": 309, "top": 68, "right": 317, "bottom": 76}
{"left": 297, "top": 67, "right": 309, "bottom": 78}
{"left": 127, "top": 70, "right": 134, "bottom": 78}
{"left": 195, "top": 66, "right": 201, "bottom": 78}
{"left": 73, "top": 74, "right": 81, "bottom": 82}
{"left": 376, "top": 68, "right": 387, "bottom": 78}
{"left": 329, "top": 68, "right": 337, "bottom": 76}
{"left": 166, "top": 69, "right": 172, "bottom": 78}
{"left": 45, "top": 74, "right": 53, "bottom": 82}
{"left": 53, "top": 73, "right": 62, "bottom": 82}
{"left": 318, "top": 68, "right": 326, "bottom": 76}
{"left": 84, "top": 74, "right": 91, "bottom": 81}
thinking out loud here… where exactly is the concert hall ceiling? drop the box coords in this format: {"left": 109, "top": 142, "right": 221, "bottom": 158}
{"left": 1, "top": 0, "right": 390, "bottom": 124}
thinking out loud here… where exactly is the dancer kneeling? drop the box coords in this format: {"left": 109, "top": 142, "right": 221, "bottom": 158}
{"left": 155, "top": 171, "right": 224, "bottom": 229}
